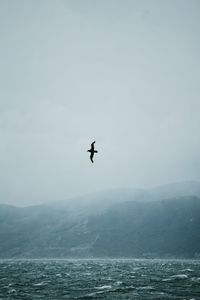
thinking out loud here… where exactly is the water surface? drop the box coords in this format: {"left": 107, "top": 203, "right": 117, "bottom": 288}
{"left": 0, "top": 259, "right": 200, "bottom": 299}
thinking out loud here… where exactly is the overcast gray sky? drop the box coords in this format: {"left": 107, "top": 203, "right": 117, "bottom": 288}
{"left": 0, "top": 0, "right": 200, "bottom": 205}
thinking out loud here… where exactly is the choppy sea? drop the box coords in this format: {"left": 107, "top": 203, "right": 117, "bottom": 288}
{"left": 0, "top": 259, "right": 200, "bottom": 299}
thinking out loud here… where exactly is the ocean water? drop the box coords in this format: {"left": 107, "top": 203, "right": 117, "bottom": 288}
{"left": 0, "top": 259, "right": 200, "bottom": 299}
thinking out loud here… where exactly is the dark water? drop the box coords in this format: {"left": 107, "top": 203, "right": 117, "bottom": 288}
{"left": 0, "top": 259, "right": 200, "bottom": 299}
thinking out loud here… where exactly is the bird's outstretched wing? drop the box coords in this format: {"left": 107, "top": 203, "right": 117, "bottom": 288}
{"left": 91, "top": 141, "right": 95, "bottom": 151}
{"left": 90, "top": 152, "right": 94, "bottom": 163}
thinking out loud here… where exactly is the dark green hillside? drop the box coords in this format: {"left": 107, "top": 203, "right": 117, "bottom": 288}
{"left": 89, "top": 196, "right": 200, "bottom": 258}
{"left": 0, "top": 196, "right": 200, "bottom": 258}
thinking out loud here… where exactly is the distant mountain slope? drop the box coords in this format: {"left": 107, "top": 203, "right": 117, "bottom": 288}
{"left": 0, "top": 193, "right": 200, "bottom": 258}
{"left": 149, "top": 181, "right": 200, "bottom": 200}
{"left": 89, "top": 196, "right": 200, "bottom": 258}
{"left": 49, "top": 181, "right": 200, "bottom": 213}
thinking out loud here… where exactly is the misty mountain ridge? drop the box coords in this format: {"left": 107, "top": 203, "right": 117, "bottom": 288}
{"left": 48, "top": 180, "right": 200, "bottom": 214}
{"left": 0, "top": 181, "right": 200, "bottom": 259}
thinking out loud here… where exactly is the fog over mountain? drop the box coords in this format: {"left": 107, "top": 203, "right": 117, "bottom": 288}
{"left": 0, "top": 182, "right": 200, "bottom": 259}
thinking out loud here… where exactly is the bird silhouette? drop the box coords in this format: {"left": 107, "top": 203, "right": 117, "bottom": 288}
{"left": 87, "top": 141, "right": 98, "bottom": 163}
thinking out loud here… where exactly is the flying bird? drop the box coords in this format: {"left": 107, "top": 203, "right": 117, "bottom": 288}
{"left": 87, "top": 141, "right": 98, "bottom": 163}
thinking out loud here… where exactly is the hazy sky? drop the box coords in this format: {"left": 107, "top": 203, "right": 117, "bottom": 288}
{"left": 0, "top": 0, "right": 200, "bottom": 205}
